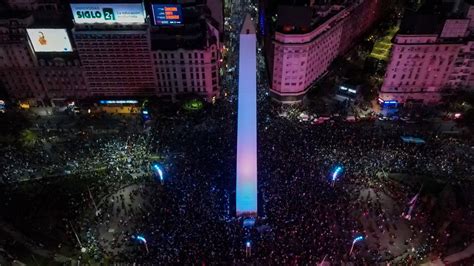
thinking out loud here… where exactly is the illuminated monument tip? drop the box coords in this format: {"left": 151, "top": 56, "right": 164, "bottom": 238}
{"left": 236, "top": 14, "right": 257, "bottom": 217}
{"left": 241, "top": 14, "right": 256, "bottom": 35}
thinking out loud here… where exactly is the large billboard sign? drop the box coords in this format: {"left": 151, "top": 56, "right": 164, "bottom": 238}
{"left": 71, "top": 3, "right": 145, "bottom": 24}
{"left": 26, "top": 29, "right": 73, "bottom": 52}
{"left": 151, "top": 4, "right": 183, "bottom": 25}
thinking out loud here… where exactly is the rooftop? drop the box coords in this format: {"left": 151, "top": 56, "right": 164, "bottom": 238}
{"left": 0, "top": 9, "right": 32, "bottom": 20}
{"left": 398, "top": 11, "right": 444, "bottom": 35}
{"left": 241, "top": 13, "right": 255, "bottom": 35}
{"left": 150, "top": 22, "right": 209, "bottom": 50}
{"left": 275, "top": 4, "right": 344, "bottom": 34}
{"left": 68, "top": 0, "right": 143, "bottom": 3}
{"left": 150, "top": 6, "right": 211, "bottom": 50}
{"left": 398, "top": 0, "right": 473, "bottom": 35}
{"left": 276, "top": 5, "right": 312, "bottom": 29}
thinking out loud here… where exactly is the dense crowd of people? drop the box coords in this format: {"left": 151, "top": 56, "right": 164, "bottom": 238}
{"left": 1, "top": 2, "right": 474, "bottom": 264}
{"left": 1, "top": 85, "right": 473, "bottom": 265}
{"left": 254, "top": 106, "right": 473, "bottom": 264}
{"left": 9, "top": 97, "right": 464, "bottom": 264}
{"left": 0, "top": 115, "right": 149, "bottom": 184}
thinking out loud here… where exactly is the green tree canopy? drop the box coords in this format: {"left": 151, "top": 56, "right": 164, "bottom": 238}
{"left": 20, "top": 129, "right": 38, "bottom": 148}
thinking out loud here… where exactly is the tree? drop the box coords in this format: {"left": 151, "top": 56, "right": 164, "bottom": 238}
{"left": 20, "top": 129, "right": 38, "bottom": 148}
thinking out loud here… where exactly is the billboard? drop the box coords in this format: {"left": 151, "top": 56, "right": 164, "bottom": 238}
{"left": 151, "top": 4, "right": 183, "bottom": 25}
{"left": 71, "top": 3, "right": 145, "bottom": 24}
{"left": 26, "top": 29, "right": 73, "bottom": 52}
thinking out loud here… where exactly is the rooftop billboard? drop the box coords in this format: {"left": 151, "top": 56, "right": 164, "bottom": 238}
{"left": 151, "top": 4, "right": 183, "bottom": 25}
{"left": 71, "top": 3, "right": 146, "bottom": 24}
{"left": 26, "top": 29, "right": 73, "bottom": 53}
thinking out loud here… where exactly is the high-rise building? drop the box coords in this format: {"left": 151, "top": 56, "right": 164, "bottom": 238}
{"left": 5, "top": 0, "right": 38, "bottom": 11}
{"left": 0, "top": 11, "right": 40, "bottom": 100}
{"left": 264, "top": 0, "right": 382, "bottom": 103}
{"left": 70, "top": 0, "right": 156, "bottom": 97}
{"left": 379, "top": 1, "right": 474, "bottom": 105}
{"left": 0, "top": 2, "right": 87, "bottom": 105}
{"left": 206, "top": 0, "right": 224, "bottom": 34}
{"left": 150, "top": 1, "right": 222, "bottom": 101}
{"left": 0, "top": 0, "right": 223, "bottom": 104}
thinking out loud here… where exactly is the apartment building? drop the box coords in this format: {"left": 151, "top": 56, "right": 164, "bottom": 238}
{"left": 379, "top": 1, "right": 474, "bottom": 105}
{"left": 150, "top": 2, "right": 221, "bottom": 101}
{"left": 0, "top": 5, "right": 87, "bottom": 104}
{"left": 73, "top": 26, "right": 156, "bottom": 97}
{"left": 0, "top": 0, "right": 223, "bottom": 103}
{"left": 265, "top": 0, "right": 381, "bottom": 103}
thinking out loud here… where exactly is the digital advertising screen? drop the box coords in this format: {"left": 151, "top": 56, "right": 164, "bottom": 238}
{"left": 151, "top": 4, "right": 183, "bottom": 25}
{"left": 71, "top": 3, "right": 146, "bottom": 24}
{"left": 26, "top": 29, "right": 73, "bottom": 53}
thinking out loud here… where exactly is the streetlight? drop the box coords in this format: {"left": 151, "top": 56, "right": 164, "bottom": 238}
{"left": 68, "top": 221, "right": 83, "bottom": 251}
{"left": 245, "top": 241, "right": 251, "bottom": 257}
{"left": 134, "top": 235, "right": 149, "bottom": 254}
{"left": 87, "top": 186, "right": 100, "bottom": 216}
{"left": 319, "top": 254, "right": 327, "bottom": 266}
{"left": 404, "top": 184, "right": 423, "bottom": 220}
{"left": 349, "top": 235, "right": 364, "bottom": 256}
{"left": 151, "top": 163, "right": 164, "bottom": 184}
{"left": 331, "top": 166, "right": 343, "bottom": 187}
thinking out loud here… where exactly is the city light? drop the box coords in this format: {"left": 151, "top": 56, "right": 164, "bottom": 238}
{"left": 401, "top": 136, "right": 426, "bottom": 144}
{"left": 353, "top": 236, "right": 364, "bottom": 244}
{"left": 71, "top": 3, "right": 146, "bottom": 25}
{"left": 19, "top": 102, "right": 30, "bottom": 109}
{"left": 378, "top": 98, "right": 398, "bottom": 105}
{"left": 243, "top": 217, "right": 256, "bottom": 228}
{"left": 26, "top": 29, "right": 73, "bottom": 53}
{"left": 330, "top": 165, "right": 344, "bottom": 186}
{"left": 349, "top": 235, "right": 364, "bottom": 255}
{"left": 142, "top": 108, "right": 151, "bottom": 122}
{"left": 332, "top": 166, "right": 343, "bottom": 182}
{"left": 136, "top": 235, "right": 147, "bottom": 244}
{"left": 245, "top": 240, "right": 252, "bottom": 257}
{"left": 133, "top": 235, "right": 149, "bottom": 254}
{"left": 404, "top": 185, "right": 423, "bottom": 220}
{"left": 99, "top": 100, "right": 138, "bottom": 104}
{"left": 152, "top": 164, "right": 164, "bottom": 182}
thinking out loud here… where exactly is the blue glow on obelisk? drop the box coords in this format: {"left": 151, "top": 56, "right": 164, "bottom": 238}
{"left": 236, "top": 14, "right": 258, "bottom": 216}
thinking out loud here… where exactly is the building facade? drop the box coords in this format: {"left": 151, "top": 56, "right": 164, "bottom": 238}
{"left": 379, "top": 3, "right": 474, "bottom": 105}
{"left": 267, "top": 0, "right": 381, "bottom": 103}
{"left": 0, "top": 0, "right": 223, "bottom": 104}
{"left": 0, "top": 13, "right": 41, "bottom": 100}
{"left": 152, "top": 44, "right": 220, "bottom": 101}
{"left": 150, "top": 2, "right": 222, "bottom": 101}
{"left": 0, "top": 7, "right": 87, "bottom": 104}
{"left": 36, "top": 54, "right": 88, "bottom": 100}
{"left": 73, "top": 26, "right": 156, "bottom": 97}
